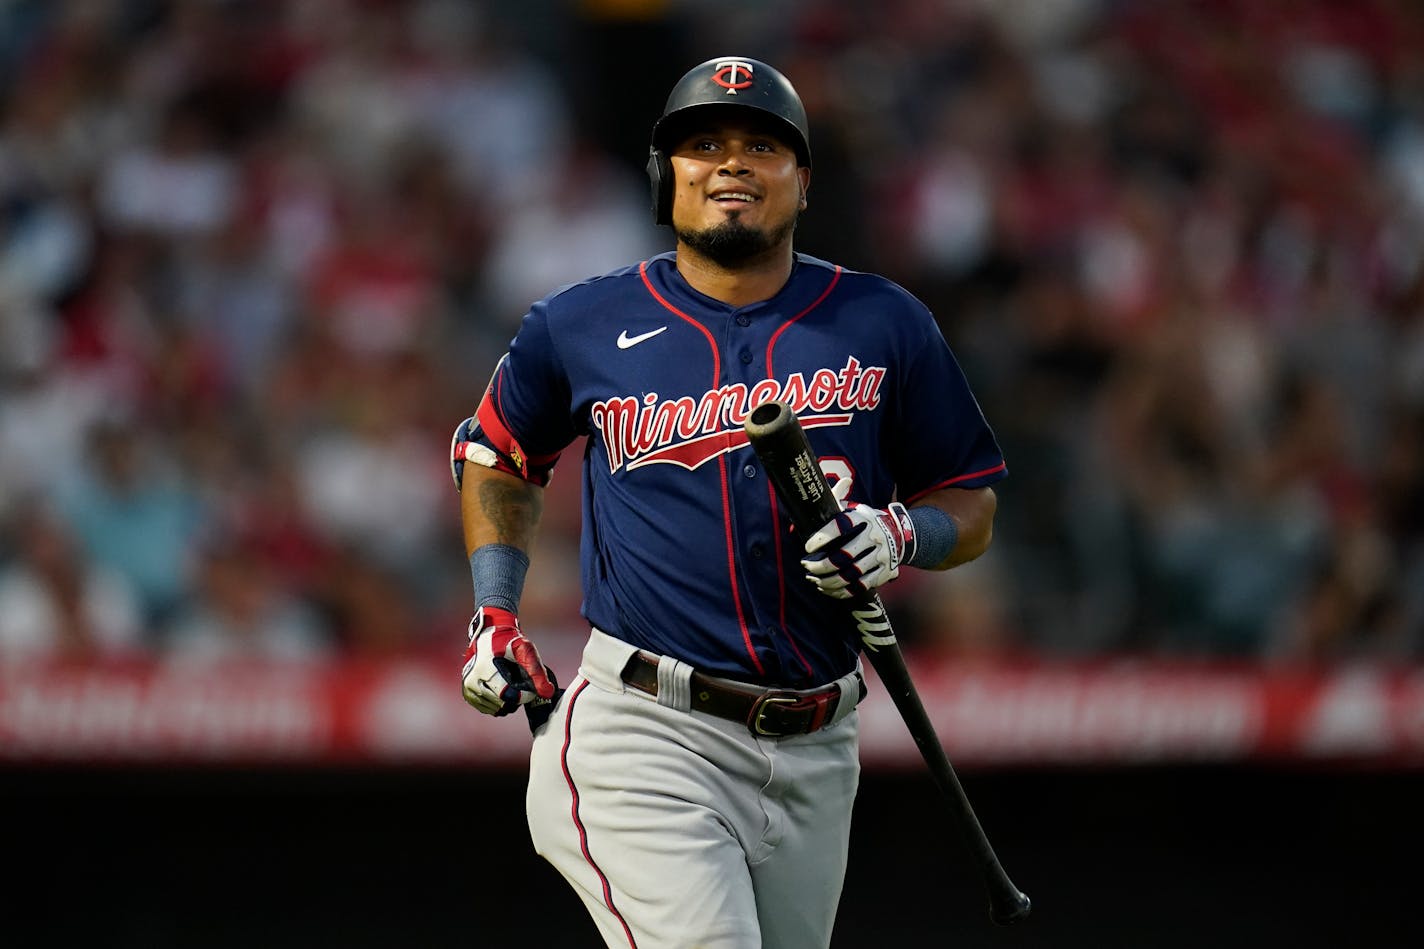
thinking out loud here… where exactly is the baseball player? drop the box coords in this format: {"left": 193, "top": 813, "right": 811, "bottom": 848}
{"left": 452, "top": 56, "right": 1006, "bottom": 948}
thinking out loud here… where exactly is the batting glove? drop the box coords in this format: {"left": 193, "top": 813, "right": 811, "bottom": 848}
{"left": 461, "top": 606, "right": 557, "bottom": 716}
{"left": 802, "top": 502, "right": 917, "bottom": 600}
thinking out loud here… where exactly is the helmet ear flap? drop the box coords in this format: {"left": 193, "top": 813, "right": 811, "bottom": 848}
{"left": 646, "top": 147, "right": 673, "bottom": 226}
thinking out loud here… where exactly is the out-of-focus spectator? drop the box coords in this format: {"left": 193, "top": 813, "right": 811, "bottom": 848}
{"left": 96, "top": 92, "right": 237, "bottom": 238}
{"left": 56, "top": 416, "right": 208, "bottom": 628}
{"left": 479, "top": 137, "right": 662, "bottom": 336}
{"left": 291, "top": 350, "right": 450, "bottom": 592}
{"left": 406, "top": 0, "right": 573, "bottom": 211}
{"left": 316, "top": 544, "right": 425, "bottom": 655}
{"left": 174, "top": 205, "right": 297, "bottom": 400}
{"left": 0, "top": 501, "right": 144, "bottom": 658}
{"left": 162, "top": 530, "right": 333, "bottom": 663}
{"left": 300, "top": 183, "right": 442, "bottom": 359}
{"left": 287, "top": 0, "right": 427, "bottom": 192}
{"left": 0, "top": 342, "right": 111, "bottom": 521}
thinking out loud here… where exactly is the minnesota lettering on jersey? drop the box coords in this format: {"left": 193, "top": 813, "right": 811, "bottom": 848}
{"left": 592, "top": 356, "right": 885, "bottom": 473}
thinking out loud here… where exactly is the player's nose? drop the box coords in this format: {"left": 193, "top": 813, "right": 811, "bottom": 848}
{"left": 715, "top": 144, "right": 753, "bottom": 174}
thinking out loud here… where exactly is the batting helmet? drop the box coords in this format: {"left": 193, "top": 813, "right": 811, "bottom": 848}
{"left": 646, "top": 57, "right": 812, "bottom": 225}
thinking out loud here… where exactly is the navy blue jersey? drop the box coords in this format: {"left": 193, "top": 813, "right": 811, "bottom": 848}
{"left": 472, "top": 251, "right": 1005, "bottom": 688}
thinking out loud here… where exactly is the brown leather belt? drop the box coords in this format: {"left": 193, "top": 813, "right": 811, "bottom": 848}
{"left": 621, "top": 652, "right": 862, "bottom": 738}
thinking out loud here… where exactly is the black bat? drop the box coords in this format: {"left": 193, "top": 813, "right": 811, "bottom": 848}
{"left": 743, "top": 399, "right": 1031, "bottom": 927}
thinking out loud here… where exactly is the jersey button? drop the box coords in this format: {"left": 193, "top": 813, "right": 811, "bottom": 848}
{"left": 743, "top": 464, "right": 756, "bottom": 478}
{"left": 735, "top": 314, "right": 750, "bottom": 327}
{"left": 750, "top": 543, "right": 766, "bottom": 559}
{"left": 739, "top": 349, "right": 753, "bottom": 364}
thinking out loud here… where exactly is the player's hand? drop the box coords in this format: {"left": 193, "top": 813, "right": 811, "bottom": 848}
{"left": 461, "top": 606, "right": 557, "bottom": 716}
{"left": 801, "top": 502, "right": 917, "bottom": 600}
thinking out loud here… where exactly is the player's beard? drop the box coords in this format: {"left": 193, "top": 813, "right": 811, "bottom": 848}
{"left": 676, "top": 211, "right": 797, "bottom": 267}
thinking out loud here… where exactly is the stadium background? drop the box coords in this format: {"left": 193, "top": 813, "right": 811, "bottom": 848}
{"left": 2, "top": 0, "right": 1422, "bottom": 945}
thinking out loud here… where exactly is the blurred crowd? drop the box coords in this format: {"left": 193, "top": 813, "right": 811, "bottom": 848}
{"left": 0, "top": 0, "right": 1421, "bottom": 667}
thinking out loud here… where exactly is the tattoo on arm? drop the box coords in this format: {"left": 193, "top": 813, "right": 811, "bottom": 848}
{"left": 477, "top": 477, "right": 543, "bottom": 546}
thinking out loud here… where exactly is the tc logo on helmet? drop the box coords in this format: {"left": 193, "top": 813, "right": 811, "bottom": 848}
{"left": 712, "top": 60, "right": 755, "bottom": 94}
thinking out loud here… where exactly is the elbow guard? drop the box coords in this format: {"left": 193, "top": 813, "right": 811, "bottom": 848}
{"left": 449, "top": 394, "right": 562, "bottom": 492}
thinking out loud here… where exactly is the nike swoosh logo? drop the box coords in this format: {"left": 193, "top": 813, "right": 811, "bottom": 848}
{"left": 617, "top": 326, "right": 668, "bottom": 349}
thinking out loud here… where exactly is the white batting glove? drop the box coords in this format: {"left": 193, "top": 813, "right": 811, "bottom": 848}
{"left": 461, "top": 606, "right": 556, "bottom": 716}
{"left": 802, "top": 502, "right": 917, "bottom": 600}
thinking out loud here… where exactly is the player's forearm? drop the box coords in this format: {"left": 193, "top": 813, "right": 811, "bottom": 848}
{"left": 461, "top": 463, "right": 545, "bottom": 556}
{"left": 913, "top": 486, "right": 996, "bottom": 570}
{"left": 458, "top": 466, "right": 555, "bottom": 713}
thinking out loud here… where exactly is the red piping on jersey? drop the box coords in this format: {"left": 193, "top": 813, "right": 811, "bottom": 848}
{"left": 764, "top": 266, "right": 842, "bottom": 679}
{"left": 765, "top": 265, "right": 842, "bottom": 365}
{"left": 478, "top": 366, "right": 562, "bottom": 480}
{"left": 639, "top": 261, "right": 764, "bottom": 677}
{"left": 903, "top": 461, "right": 1008, "bottom": 505}
{"left": 560, "top": 680, "right": 638, "bottom": 948}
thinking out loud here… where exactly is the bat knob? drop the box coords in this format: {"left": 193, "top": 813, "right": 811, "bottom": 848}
{"left": 989, "top": 890, "right": 1031, "bottom": 926}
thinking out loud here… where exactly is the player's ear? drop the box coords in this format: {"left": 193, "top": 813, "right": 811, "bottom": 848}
{"left": 798, "top": 168, "right": 810, "bottom": 209}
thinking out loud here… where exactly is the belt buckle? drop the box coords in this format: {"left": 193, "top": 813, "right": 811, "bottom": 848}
{"left": 750, "top": 693, "right": 801, "bottom": 738}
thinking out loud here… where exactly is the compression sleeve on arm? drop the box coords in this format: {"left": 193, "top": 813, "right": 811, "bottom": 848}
{"left": 905, "top": 505, "right": 958, "bottom": 569}
{"left": 469, "top": 543, "right": 531, "bottom": 613}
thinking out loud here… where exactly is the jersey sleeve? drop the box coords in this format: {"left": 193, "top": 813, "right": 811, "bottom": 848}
{"left": 458, "top": 300, "right": 577, "bottom": 487}
{"left": 890, "top": 315, "right": 1007, "bottom": 504}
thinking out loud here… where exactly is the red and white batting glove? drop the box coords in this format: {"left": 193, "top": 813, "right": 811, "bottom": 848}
{"left": 801, "top": 502, "right": 917, "bottom": 600}
{"left": 461, "top": 606, "right": 556, "bottom": 716}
